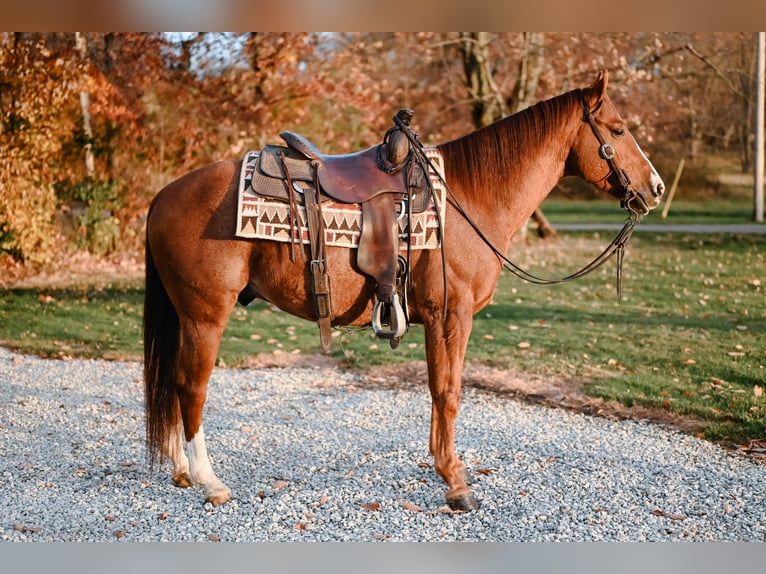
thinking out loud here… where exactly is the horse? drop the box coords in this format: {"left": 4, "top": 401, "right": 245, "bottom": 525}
{"left": 143, "top": 70, "right": 665, "bottom": 512}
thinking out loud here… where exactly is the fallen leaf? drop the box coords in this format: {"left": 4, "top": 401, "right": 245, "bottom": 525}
{"left": 754, "top": 385, "right": 763, "bottom": 398}
{"left": 361, "top": 503, "right": 381, "bottom": 511}
{"left": 417, "top": 462, "right": 431, "bottom": 469}
{"left": 318, "top": 494, "right": 328, "bottom": 507}
{"left": 652, "top": 509, "right": 687, "bottom": 521}
{"left": 482, "top": 335, "right": 494, "bottom": 341}
{"left": 115, "top": 530, "right": 125, "bottom": 539}
{"left": 159, "top": 512, "right": 169, "bottom": 520}
{"left": 683, "top": 358, "right": 696, "bottom": 365}
{"left": 208, "top": 534, "right": 220, "bottom": 542}
{"left": 273, "top": 480, "right": 289, "bottom": 490}
{"left": 475, "top": 468, "right": 498, "bottom": 475}
{"left": 293, "top": 523, "right": 307, "bottom": 531}
{"left": 14, "top": 524, "right": 41, "bottom": 534}
{"left": 517, "top": 341, "right": 531, "bottom": 349}
{"left": 401, "top": 502, "right": 423, "bottom": 512}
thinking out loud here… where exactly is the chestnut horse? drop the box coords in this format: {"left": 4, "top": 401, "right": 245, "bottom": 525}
{"left": 143, "top": 70, "right": 664, "bottom": 511}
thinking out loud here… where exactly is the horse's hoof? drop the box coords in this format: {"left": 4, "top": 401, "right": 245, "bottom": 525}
{"left": 205, "top": 486, "right": 232, "bottom": 507}
{"left": 446, "top": 490, "right": 480, "bottom": 512}
{"left": 172, "top": 472, "right": 193, "bottom": 488}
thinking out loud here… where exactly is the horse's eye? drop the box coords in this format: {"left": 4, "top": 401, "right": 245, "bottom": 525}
{"left": 611, "top": 128, "right": 625, "bottom": 137}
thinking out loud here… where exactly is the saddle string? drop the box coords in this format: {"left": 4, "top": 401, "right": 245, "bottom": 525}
{"left": 279, "top": 151, "right": 303, "bottom": 263}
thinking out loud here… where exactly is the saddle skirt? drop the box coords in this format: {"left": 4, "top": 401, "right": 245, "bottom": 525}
{"left": 235, "top": 147, "right": 446, "bottom": 250}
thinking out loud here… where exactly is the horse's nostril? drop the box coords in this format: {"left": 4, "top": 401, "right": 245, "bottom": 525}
{"left": 654, "top": 180, "right": 665, "bottom": 198}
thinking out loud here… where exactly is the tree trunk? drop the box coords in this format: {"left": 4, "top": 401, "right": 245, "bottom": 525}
{"left": 75, "top": 32, "right": 95, "bottom": 180}
{"left": 509, "top": 32, "right": 545, "bottom": 113}
{"left": 460, "top": 32, "right": 508, "bottom": 129}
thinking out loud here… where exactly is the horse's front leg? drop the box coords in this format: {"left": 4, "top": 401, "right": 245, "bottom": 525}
{"left": 423, "top": 308, "right": 480, "bottom": 511}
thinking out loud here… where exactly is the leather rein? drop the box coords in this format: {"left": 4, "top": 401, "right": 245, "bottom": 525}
{"left": 397, "top": 90, "right": 644, "bottom": 313}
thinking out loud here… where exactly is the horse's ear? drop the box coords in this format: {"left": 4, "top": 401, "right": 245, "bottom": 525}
{"left": 588, "top": 69, "right": 609, "bottom": 106}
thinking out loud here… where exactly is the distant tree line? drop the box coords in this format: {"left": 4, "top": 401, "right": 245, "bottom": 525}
{"left": 0, "top": 32, "right": 759, "bottom": 264}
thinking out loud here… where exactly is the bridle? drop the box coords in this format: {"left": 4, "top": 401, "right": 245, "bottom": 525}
{"left": 393, "top": 97, "right": 646, "bottom": 317}
{"left": 579, "top": 89, "right": 648, "bottom": 216}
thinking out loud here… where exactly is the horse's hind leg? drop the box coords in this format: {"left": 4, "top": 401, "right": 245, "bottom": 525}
{"left": 174, "top": 315, "right": 233, "bottom": 505}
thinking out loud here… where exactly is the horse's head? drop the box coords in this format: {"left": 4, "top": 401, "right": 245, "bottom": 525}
{"left": 568, "top": 70, "right": 665, "bottom": 215}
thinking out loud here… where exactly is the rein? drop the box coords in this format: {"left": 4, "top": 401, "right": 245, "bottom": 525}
{"left": 394, "top": 94, "right": 643, "bottom": 313}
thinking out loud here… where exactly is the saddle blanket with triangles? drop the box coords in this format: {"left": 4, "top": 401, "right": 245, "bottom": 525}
{"left": 235, "top": 147, "right": 446, "bottom": 250}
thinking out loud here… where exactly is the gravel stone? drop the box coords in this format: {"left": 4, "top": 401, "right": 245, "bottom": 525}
{"left": 0, "top": 346, "right": 764, "bottom": 541}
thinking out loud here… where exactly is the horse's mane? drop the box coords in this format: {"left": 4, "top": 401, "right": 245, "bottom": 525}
{"left": 437, "top": 90, "right": 581, "bottom": 196}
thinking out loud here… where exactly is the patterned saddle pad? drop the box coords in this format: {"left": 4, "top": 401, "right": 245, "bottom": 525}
{"left": 235, "top": 147, "right": 446, "bottom": 250}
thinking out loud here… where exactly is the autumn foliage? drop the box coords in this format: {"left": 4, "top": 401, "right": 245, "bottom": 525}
{"left": 0, "top": 32, "right": 760, "bottom": 269}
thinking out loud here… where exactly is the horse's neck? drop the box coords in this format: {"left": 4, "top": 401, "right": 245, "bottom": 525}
{"left": 439, "top": 97, "right": 578, "bottom": 243}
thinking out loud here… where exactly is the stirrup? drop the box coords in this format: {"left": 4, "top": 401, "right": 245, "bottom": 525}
{"left": 371, "top": 293, "right": 407, "bottom": 342}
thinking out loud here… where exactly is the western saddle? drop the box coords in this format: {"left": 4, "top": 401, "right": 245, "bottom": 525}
{"left": 247, "top": 109, "right": 437, "bottom": 351}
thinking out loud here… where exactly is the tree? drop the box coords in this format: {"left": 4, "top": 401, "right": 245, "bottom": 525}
{"left": 0, "top": 33, "right": 78, "bottom": 263}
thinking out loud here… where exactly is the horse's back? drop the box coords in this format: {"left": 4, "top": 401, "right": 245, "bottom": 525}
{"left": 150, "top": 159, "right": 240, "bottom": 215}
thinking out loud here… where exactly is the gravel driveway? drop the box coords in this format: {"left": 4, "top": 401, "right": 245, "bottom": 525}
{"left": 1, "top": 346, "right": 764, "bottom": 542}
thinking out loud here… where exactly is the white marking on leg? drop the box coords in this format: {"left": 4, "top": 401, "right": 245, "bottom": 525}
{"left": 187, "top": 424, "right": 231, "bottom": 504}
{"left": 167, "top": 423, "right": 190, "bottom": 478}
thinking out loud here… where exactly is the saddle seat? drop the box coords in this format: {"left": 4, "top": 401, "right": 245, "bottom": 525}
{"left": 279, "top": 130, "right": 410, "bottom": 204}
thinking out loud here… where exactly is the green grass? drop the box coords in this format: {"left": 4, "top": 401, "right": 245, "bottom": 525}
{"left": 1, "top": 232, "right": 764, "bottom": 443}
{"left": 0, "top": 285, "right": 145, "bottom": 360}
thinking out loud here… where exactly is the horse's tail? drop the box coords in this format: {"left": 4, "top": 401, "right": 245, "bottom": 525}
{"left": 143, "top": 221, "right": 181, "bottom": 470}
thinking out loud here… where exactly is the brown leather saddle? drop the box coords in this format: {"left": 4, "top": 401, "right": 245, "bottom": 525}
{"left": 247, "top": 109, "right": 435, "bottom": 351}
